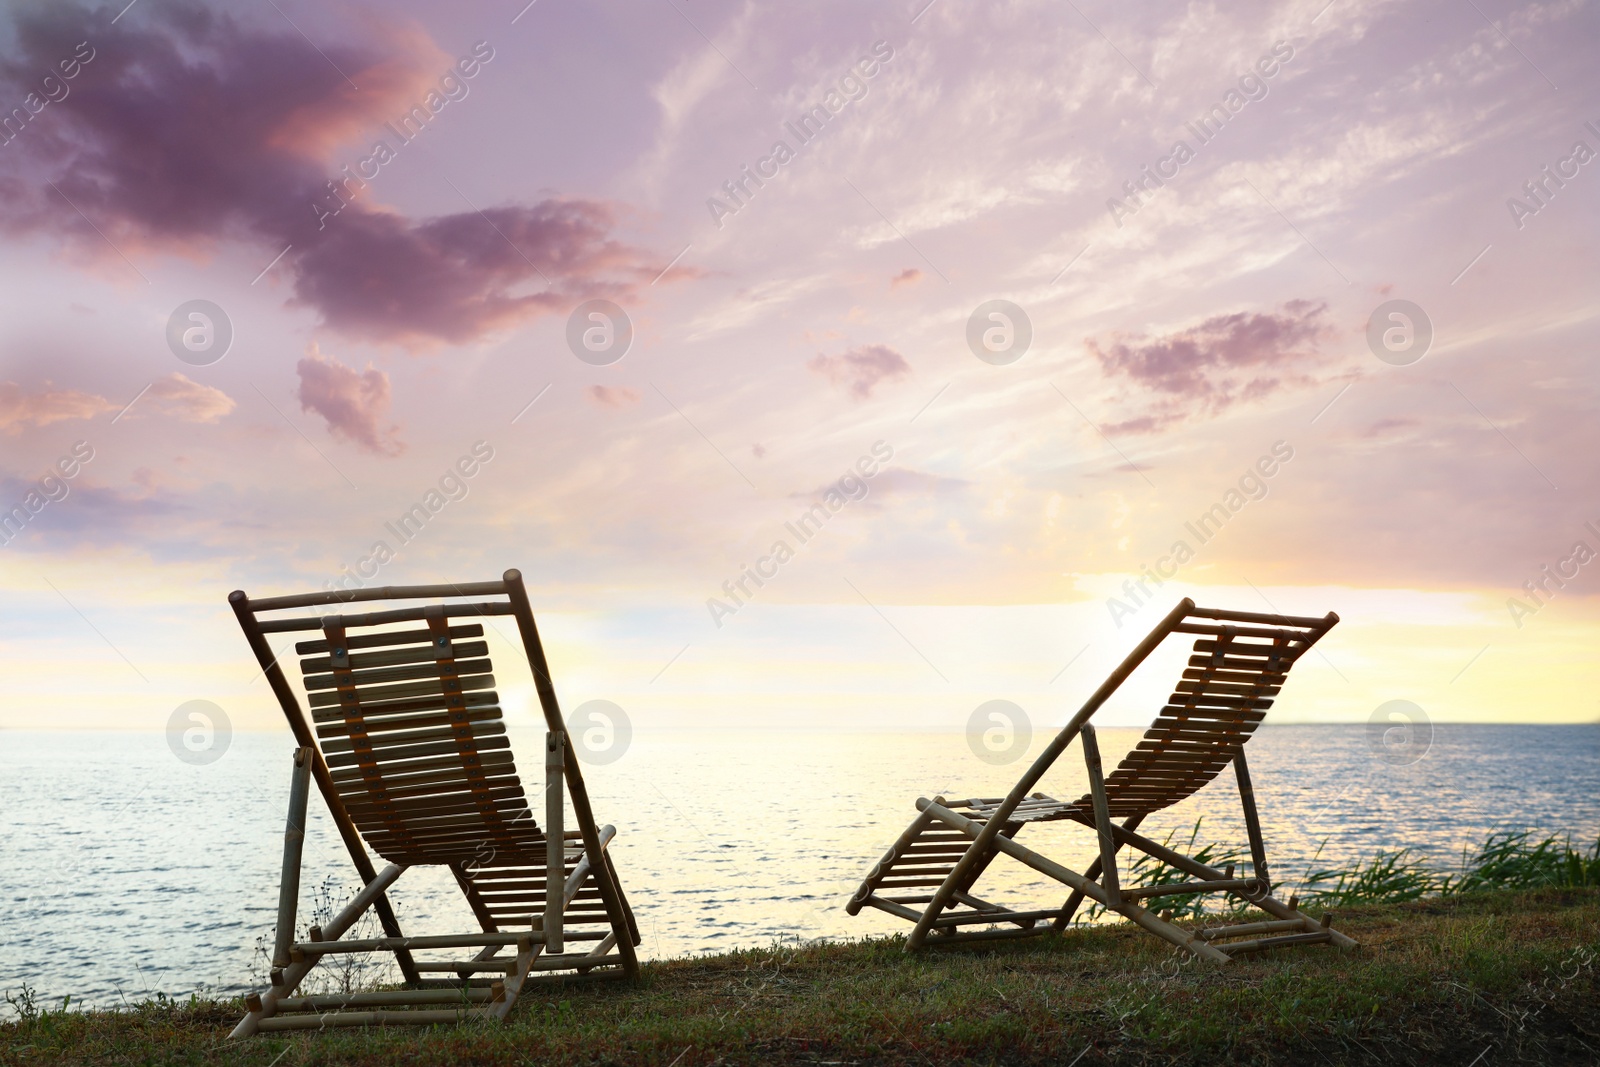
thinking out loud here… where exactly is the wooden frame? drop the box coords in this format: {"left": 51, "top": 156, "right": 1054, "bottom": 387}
{"left": 847, "top": 599, "right": 1358, "bottom": 961}
{"left": 227, "top": 570, "right": 640, "bottom": 1036}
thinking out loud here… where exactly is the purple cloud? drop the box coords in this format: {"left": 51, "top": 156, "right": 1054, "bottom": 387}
{"left": 808, "top": 343, "right": 911, "bottom": 399}
{"left": 1089, "top": 300, "right": 1334, "bottom": 433}
{"left": 586, "top": 384, "right": 640, "bottom": 409}
{"left": 0, "top": 3, "right": 683, "bottom": 346}
{"left": 295, "top": 346, "right": 402, "bottom": 455}
{"left": 0, "top": 380, "right": 113, "bottom": 432}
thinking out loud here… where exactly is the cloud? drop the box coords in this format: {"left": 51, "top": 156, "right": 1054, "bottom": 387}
{"left": 587, "top": 384, "right": 640, "bottom": 409}
{"left": 295, "top": 345, "right": 403, "bottom": 455}
{"left": 807, "top": 343, "right": 911, "bottom": 399}
{"left": 0, "top": 381, "right": 114, "bottom": 433}
{"left": 790, "top": 466, "right": 968, "bottom": 506}
{"left": 869, "top": 469, "right": 970, "bottom": 496}
{"left": 890, "top": 268, "right": 923, "bottom": 289}
{"left": 142, "top": 374, "right": 234, "bottom": 423}
{"left": 0, "top": 4, "right": 685, "bottom": 346}
{"left": 1088, "top": 300, "right": 1334, "bottom": 433}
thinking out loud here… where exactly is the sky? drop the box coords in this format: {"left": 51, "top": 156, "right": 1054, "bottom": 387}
{"left": 0, "top": 0, "right": 1596, "bottom": 737}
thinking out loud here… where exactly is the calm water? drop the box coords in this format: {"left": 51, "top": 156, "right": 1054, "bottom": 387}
{"left": 2, "top": 725, "right": 1597, "bottom": 1012}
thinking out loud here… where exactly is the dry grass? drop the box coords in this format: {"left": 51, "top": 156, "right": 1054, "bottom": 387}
{"left": 4, "top": 889, "right": 1598, "bottom": 1066}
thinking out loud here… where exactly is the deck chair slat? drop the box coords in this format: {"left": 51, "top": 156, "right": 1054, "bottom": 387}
{"left": 1185, "top": 654, "right": 1290, "bottom": 672}
{"left": 312, "top": 702, "right": 504, "bottom": 730}
{"left": 316, "top": 706, "right": 503, "bottom": 738}
{"left": 324, "top": 734, "right": 511, "bottom": 769}
{"left": 320, "top": 718, "right": 506, "bottom": 754}
{"left": 345, "top": 798, "right": 530, "bottom": 823}
{"left": 310, "top": 683, "right": 496, "bottom": 714}
{"left": 474, "top": 882, "right": 594, "bottom": 897}
{"left": 1179, "top": 667, "right": 1286, "bottom": 684}
{"left": 364, "top": 809, "right": 535, "bottom": 834}
{"left": 341, "top": 780, "right": 523, "bottom": 809}
{"left": 1109, "top": 759, "right": 1234, "bottom": 776}
{"left": 304, "top": 658, "right": 494, "bottom": 691}
{"left": 1173, "top": 622, "right": 1317, "bottom": 641}
{"left": 1189, "top": 635, "right": 1302, "bottom": 653}
{"left": 345, "top": 790, "right": 531, "bottom": 815}
{"left": 307, "top": 674, "right": 497, "bottom": 707}
{"left": 1154, "top": 705, "right": 1268, "bottom": 721}
{"left": 295, "top": 624, "right": 486, "bottom": 656}
{"left": 327, "top": 749, "right": 516, "bottom": 785}
{"left": 1133, "top": 738, "right": 1240, "bottom": 751}
{"left": 300, "top": 640, "right": 491, "bottom": 674}
{"left": 1159, "top": 693, "right": 1276, "bottom": 710}
{"left": 260, "top": 602, "right": 515, "bottom": 634}
{"left": 310, "top": 690, "right": 502, "bottom": 722}
{"left": 1174, "top": 680, "right": 1282, "bottom": 697}
{"left": 365, "top": 833, "right": 540, "bottom": 855}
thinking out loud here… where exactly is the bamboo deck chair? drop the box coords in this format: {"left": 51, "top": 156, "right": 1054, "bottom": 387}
{"left": 227, "top": 570, "right": 641, "bottom": 1036}
{"left": 848, "top": 599, "right": 1357, "bottom": 961}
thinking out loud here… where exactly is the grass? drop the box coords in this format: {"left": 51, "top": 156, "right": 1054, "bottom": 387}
{"left": 3, "top": 888, "right": 1598, "bottom": 1065}
{"left": 1300, "top": 830, "right": 1600, "bottom": 908}
{"left": 7, "top": 830, "right": 1600, "bottom": 1065}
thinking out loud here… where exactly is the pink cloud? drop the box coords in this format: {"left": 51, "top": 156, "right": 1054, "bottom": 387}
{"left": 0, "top": 381, "right": 114, "bottom": 433}
{"left": 142, "top": 374, "right": 234, "bottom": 423}
{"left": 808, "top": 343, "right": 911, "bottom": 399}
{"left": 295, "top": 345, "right": 403, "bottom": 455}
{"left": 587, "top": 384, "right": 640, "bottom": 409}
{"left": 890, "top": 268, "right": 923, "bottom": 289}
{"left": 1089, "top": 300, "right": 1334, "bottom": 433}
{"left": 0, "top": 4, "right": 690, "bottom": 347}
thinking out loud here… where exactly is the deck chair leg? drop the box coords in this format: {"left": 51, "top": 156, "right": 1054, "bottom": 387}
{"left": 1103, "top": 820, "right": 1357, "bottom": 950}
{"left": 920, "top": 799, "right": 1230, "bottom": 961}
{"left": 451, "top": 863, "right": 501, "bottom": 934}
{"left": 1055, "top": 812, "right": 1146, "bottom": 931}
{"left": 230, "top": 863, "right": 408, "bottom": 1038}
{"left": 487, "top": 935, "right": 540, "bottom": 1021}
{"left": 1079, "top": 725, "right": 1122, "bottom": 905}
{"left": 1233, "top": 749, "right": 1270, "bottom": 891}
{"left": 601, "top": 850, "right": 642, "bottom": 947}
{"left": 544, "top": 731, "right": 565, "bottom": 955}
{"left": 271, "top": 747, "right": 314, "bottom": 972}
{"left": 505, "top": 574, "right": 640, "bottom": 979}
{"left": 568, "top": 802, "right": 638, "bottom": 977}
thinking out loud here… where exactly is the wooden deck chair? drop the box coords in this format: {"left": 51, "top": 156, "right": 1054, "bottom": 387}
{"left": 848, "top": 599, "right": 1357, "bottom": 961}
{"left": 226, "top": 570, "right": 641, "bottom": 1036}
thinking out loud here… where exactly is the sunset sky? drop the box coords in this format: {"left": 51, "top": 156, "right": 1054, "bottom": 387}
{"left": 1, "top": 0, "right": 1596, "bottom": 736}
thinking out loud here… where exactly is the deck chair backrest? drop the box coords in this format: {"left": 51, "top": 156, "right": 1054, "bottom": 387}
{"left": 229, "top": 574, "right": 584, "bottom": 874}
{"left": 296, "top": 613, "right": 543, "bottom": 864}
{"left": 1071, "top": 614, "right": 1330, "bottom": 820}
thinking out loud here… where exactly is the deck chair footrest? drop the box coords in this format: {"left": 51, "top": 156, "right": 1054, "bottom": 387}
{"left": 256, "top": 1009, "right": 484, "bottom": 1031}
{"left": 1197, "top": 919, "right": 1309, "bottom": 941}
{"left": 1121, "top": 877, "right": 1261, "bottom": 900}
{"left": 1222, "top": 931, "right": 1334, "bottom": 954}
{"left": 276, "top": 989, "right": 497, "bottom": 1010}
{"left": 294, "top": 932, "right": 536, "bottom": 955}
{"left": 933, "top": 908, "right": 1061, "bottom": 928}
